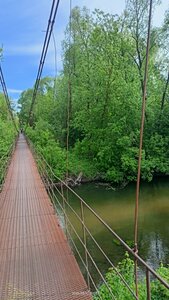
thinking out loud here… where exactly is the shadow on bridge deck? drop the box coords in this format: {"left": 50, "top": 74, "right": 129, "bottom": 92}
{"left": 0, "top": 134, "right": 91, "bottom": 300}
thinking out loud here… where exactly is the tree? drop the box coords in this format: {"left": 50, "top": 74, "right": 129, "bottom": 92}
{"left": 159, "top": 9, "right": 169, "bottom": 110}
{"left": 0, "top": 94, "right": 16, "bottom": 157}
{"left": 19, "top": 4, "right": 169, "bottom": 184}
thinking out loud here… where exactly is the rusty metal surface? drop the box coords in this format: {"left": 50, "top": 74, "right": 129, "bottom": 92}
{"left": 0, "top": 135, "right": 92, "bottom": 300}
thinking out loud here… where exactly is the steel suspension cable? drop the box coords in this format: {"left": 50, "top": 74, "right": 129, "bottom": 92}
{"left": 66, "top": 0, "right": 72, "bottom": 183}
{"left": 134, "top": 0, "right": 153, "bottom": 297}
{"left": 51, "top": 31, "right": 58, "bottom": 100}
{"left": 27, "top": 0, "right": 60, "bottom": 126}
{"left": 0, "top": 64, "right": 18, "bottom": 132}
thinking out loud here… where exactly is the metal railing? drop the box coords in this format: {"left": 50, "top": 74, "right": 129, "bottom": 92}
{"left": 27, "top": 138, "right": 169, "bottom": 300}
{"left": 0, "top": 137, "right": 18, "bottom": 190}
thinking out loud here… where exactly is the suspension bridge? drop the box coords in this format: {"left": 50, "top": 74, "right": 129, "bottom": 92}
{"left": 0, "top": 0, "right": 169, "bottom": 299}
{"left": 0, "top": 131, "right": 169, "bottom": 300}
{"left": 0, "top": 134, "right": 92, "bottom": 299}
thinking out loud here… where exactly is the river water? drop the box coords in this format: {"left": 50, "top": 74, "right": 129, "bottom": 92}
{"left": 56, "top": 177, "right": 169, "bottom": 285}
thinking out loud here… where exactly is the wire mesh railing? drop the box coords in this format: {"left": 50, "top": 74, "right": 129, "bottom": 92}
{"left": 27, "top": 137, "right": 169, "bottom": 300}
{"left": 0, "top": 138, "right": 18, "bottom": 190}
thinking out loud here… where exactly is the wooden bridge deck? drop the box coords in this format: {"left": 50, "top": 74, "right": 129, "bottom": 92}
{"left": 0, "top": 135, "right": 91, "bottom": 300}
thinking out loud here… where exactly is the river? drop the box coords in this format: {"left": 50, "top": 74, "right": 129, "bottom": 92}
{"left": 55, "top": 177, "right": 169, "bottom": 286}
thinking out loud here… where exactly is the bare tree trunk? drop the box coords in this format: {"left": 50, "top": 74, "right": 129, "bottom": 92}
{"left": 161, "top": 70, "right": 169, "bottom": 110}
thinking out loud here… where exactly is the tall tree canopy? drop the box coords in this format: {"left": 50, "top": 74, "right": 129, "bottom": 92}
{"left": 19, "top": 2, "right": 169, "bottom": 184}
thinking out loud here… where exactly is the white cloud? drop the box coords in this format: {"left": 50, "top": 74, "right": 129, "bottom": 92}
{"left": 8, "top": 89, "right": 23, "bottom": 94}
{"left": 6, "top": 44, "right": 44, "bottom": 56}
{"left": 73, "top": 0, "right": 125, "bottom": 15}
{"left": 44, "top": 52, "right": 63, "bottom": 74}
{"left": 1, "top": 0, "right": 168, "bottom": 95}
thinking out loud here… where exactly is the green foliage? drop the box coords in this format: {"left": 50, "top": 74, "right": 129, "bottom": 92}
{"left": 151, "top": 264, "right": 169, "bottom": 299}
{"left": 69, "top": 151, "right": 98, "bottom": 178}
{"left": 93, "top": 255, "right": 169, "bottom": 300}
{"left": 0, "top": 93, "right": 17, "bottom": 184}
{"left": 18, "top": 2, "right": 169, "bottom": 184}
{"left": 93, "top": 254, "right": 138, "bottom": 300}
{"left": 26, "top": 120, "right": 66, "bottom": 179}
{"left": 0, "top": 94, "right": 16, "bottom": 157}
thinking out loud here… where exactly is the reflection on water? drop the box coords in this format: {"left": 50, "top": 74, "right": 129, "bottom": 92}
{"left": 56, "top": 177, "right": 169, "bottom": 285}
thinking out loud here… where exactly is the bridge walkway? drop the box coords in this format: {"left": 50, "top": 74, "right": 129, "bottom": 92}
{"left": 0, "top": 135, "right": 91, "bottom": 300}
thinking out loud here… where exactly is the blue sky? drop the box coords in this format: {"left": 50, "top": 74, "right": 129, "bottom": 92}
{"left": 0, "top": 0, "right": 168, "bottom": 106}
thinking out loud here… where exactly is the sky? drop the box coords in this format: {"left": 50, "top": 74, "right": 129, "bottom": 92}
{"left": 0, "top": 0, "right": 168, "bottom": 106}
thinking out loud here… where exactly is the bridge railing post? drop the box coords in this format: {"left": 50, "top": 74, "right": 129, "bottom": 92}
{"left": 0, "top": 136, "right": 18, "bottom": 190}
{"left": 61, "top": 182, "right": 68, "bottom": 239}
{"left": 80, "top": 200, "right": 90, "bottom": 290}
{"left": 146, "top": 268, "right": 151, "bottom": 300}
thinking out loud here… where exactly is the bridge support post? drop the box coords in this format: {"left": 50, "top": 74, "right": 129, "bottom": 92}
{"left": 80, "top": 200, "right": 90, "bottom": 290}
{"left": 146, "top": 268, "right": 151, "bottom": 300}
{"left": 61, "top": 182, "right": 68, "bottom": 239}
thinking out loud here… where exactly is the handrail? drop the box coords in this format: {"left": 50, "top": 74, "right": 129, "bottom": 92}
{"left": 0, "top": 136, "right": 18, "bottom": 189}
{"left": 27, "top": 136, "right": 169, "bottom": 299}
{"left": 0, "top": 145, "right": 13, "bottom": 163}
{"left": 42, "top": 169, "right": 138, "bottom": 299}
